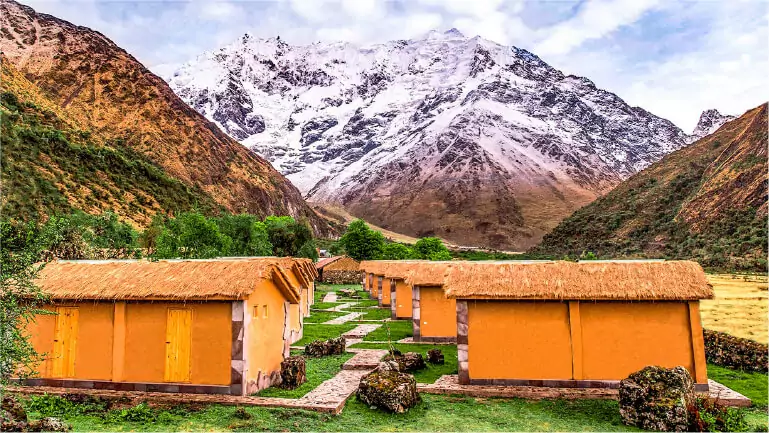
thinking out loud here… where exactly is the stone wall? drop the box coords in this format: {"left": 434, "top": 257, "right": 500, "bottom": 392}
{"left": 322, "top": 270, "right": 362, "bottom": 284}
{"left": 704, "top": 329, "right": 768, "bottom": 373}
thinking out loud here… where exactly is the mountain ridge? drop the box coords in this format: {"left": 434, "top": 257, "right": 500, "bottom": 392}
{"left": 164, "top": 30, "right": 692, "bottom": 249}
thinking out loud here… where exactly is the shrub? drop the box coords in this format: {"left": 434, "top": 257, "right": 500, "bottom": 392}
{"left": 687, "top": 397, "right": 749, "bottom": 432}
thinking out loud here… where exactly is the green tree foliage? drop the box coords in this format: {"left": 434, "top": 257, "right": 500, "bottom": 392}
{"left": 413, "top": 237, "right": 451, "bottom": 261}
{"left": 338, "top": 219, "right": 385, "bottom": 261}
{"left": 378, "top": 243, "right": 414, "bottom": 260}
{"left": 215, "top": 214, "right": 273, "bottom": 256}
{"left": 0, "top": 220, "right": 50, "bottom": 383}
{"left": 33, "top": 211, "right": 139, "bottom": 260}
{"left": 153, "top": 212, "right": 232, "bottom": 259}
{"left": 264, "top": 216, "right": 316, "bottom": 258}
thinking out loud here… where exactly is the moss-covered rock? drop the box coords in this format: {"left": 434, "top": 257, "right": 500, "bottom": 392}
{"left": 427, "top": 349, "right": 444, "bottom": 364}
{"left": 357, "top": 370, "right": 420, "bottom": 413}
{"left": 619, "top": 366, "right": 694, "bottom": 432}
{"left": 279, "top": 356, "right": 307, "bottom": 390}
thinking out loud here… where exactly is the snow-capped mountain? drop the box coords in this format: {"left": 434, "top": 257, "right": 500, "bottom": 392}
{"left": 688, "top": 109, "right": 736, "bottom": 143}
{"left": 164, "top": 29, "right": 691, "bottom": 250}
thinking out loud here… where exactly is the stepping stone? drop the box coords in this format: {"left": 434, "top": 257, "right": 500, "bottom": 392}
{"left": 707, "top": 379, "right": 752, "bottom": 407}
{"left": 342, "top": 349, "right": 388, "bottom": 370}
{"left": 342, "top": 324, "right": 381, "bottom": 339}
{"left": 322, "top": 292, "right": 338, "bottom": 302}
{"left": 329, "top": 302, "right": 355, "bottom": 312}
{"left": 323, "top": 312, "right": 363, "bottom": 325}
{"left": 298, "top": 369, "right": 371, "bottom": 406}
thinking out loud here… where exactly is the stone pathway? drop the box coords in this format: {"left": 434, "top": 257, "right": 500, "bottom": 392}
{"left": 342, "top": 324, "right": 381, "bottom": 339}
{"left": 323, "top": 312, "right": 363, "bottom": 325}
{"left": 329, "top": 302, "right": 355, "bottom": 312}
{"left": 297, "top": 369, "right": 371, "bottom": 407}
{"left": 321, "top": 292, "right": 338, "bottom": 302}
{"left": 707, "top": 379, "right": 752, "bottom": 407}
{"left": 343, "top": 348, "right": 389, "bottom": 370}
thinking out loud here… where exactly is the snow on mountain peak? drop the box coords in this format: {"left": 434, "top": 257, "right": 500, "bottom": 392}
{"left": 689, "top": 108, "right": 736, "bottom": 143}
{"left": 163, "top": 32, "right": 690, "bottom": 249}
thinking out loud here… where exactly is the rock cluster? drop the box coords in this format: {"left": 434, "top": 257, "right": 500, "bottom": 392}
{"left": 304, "top": 337, "right": 346, "bottom": 357}
{"left": 357, "top": 370, "right": 420, "bottom": 413}
{"left": 279, "top": 356, "right": 307, "bottom": 389}
{"left": 1, "top": 396, "right": 70, "bottom": 432}
{"left": 619, "top": 366, "right": 694, "bottom": 432}
{"left": 427, "top": 349, "right": 444, "bottom": 364}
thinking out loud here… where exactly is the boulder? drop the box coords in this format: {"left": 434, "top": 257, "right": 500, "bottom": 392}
{"left": 619, "top": 366, "right": 694, "bottom": 432}
{"left": 27, "top": 417, "right": 71, "bottom": 432}
{"left": 427, "top": 349, "right": 444, "bottom": 364}
{"left": 1, "top": 396, "right": 26, "bottom": 423}
{"left": 1, "top": 396, "right": 69, "bottom": 432}
{"left": 357, "top": 370, "right": 420, "bottom": 413}
{"left": 383, "top": 352, "right": 426, "bottom": 372}
{"left": 377, "top": 360, "right": 400, "bottom": 372}
{"left": 327, "top": 337, "right": 346, "bottom": 355}
{"left": 279, "top": 356, "right": 307, "bottom": 389}
{"left": 304, "top": 340, "right": 329, "bottom": 357}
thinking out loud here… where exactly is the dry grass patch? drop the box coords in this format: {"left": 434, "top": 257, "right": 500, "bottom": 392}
{"left": 701, "top": 274, "right": 768, "bottom": 343}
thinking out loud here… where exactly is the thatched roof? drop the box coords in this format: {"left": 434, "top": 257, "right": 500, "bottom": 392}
{"left": 382, "top": 260, "right": 429, "bottom": 279}
{"left": 317, "top": 256, "right": 342, "bottom": 269}
{"left": 403, "top": 261, "right": 454, "bottom": 286}
{"left": 443, "top": 260, "right": 713, "bottom": 300}
{"left": 35, "top": 258, "right": 306, "bottom": 301}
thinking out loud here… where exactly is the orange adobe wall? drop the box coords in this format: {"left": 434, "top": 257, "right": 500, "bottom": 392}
{"left": 27, "top": 301, "right": 232, "bottom": 385}
{"left": 123, "top": 302, "right": 231, "bottom": 385}
{"left": 28, "top": 303, "right": 115, "bottom": 380}
{"left": 371, "top": 275, "right": 380, "bottom": 298}
{"left": 394, "top": 280, "right": 413, "bottom": 318}
{"left": 463, "top": 300, "right": 708, "bottom": 384}
{"left": 245, "top": 279, "right": 291, "bottom": 392}
{"left": 579, "top": 301, "right": 702, "bottom": 382}
{"left": 419, "top": 286, "right": 456, "bottom": 338}
{"left": 467, "top": 301, "right": 573, "bottom": 380}
{"left": 380, "top": 277, "right": 392, "bottom": 306}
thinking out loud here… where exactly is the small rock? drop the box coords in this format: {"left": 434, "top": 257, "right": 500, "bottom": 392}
{"left": 619, "top": 365, "right": 694, "bottom": 432}
{"left": 357, "top": 370, "right": 420, "bottom": 413}
{"left": 279, "top": 356, "right": 307, "bottom": 390}
{"left": 427, "top": 349, "right": 444, "bottom": 364}
{"left": 401, "top": 353, "right": 426, "bottom": 372}
{"left": 327, "top": 337, "right": 346, "bottom": 355}
{"left": 304, "top": 340, "right": 329, "bottom": 357}
{"left": 1, "top": 396, "right": 27, "bottom": 423}
{"left": 377, "top": 360, "right": 400, "bottom": 372}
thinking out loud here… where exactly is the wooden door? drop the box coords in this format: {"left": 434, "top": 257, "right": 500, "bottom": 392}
{"left": 51, "top": 307, "right": 79, "bottom": 378}
{"left": 164, "top": 308, "right": 192, "bottom": 383}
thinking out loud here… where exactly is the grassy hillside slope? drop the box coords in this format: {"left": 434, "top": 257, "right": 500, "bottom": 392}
{"left": 531, "top": 104, "right": 767, "bottom": 272}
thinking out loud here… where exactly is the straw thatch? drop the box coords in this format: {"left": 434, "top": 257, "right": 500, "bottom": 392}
{"left": 442, "top": 260, "right": 713, "bottom": 300}
{"left": 382, "top": 260, "right": 428, "bottom": 279}
{"left": 35, "top": 258, "right": 305, "bottom": 301}
{"left": 403, "top": 261, "right": 454, "bottom": 286}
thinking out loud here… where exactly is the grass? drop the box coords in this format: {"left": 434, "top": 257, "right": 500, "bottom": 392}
{"left": 350, "top": 342, "right": 457, "bottom": 384}
{"left": 350, "top": 299, "right": 380, "bottom": 308}
{"left": 701, "top": 273, "right": 768, "bottom": 342}
{"left": 23, "top": 391, "right": 641, "bottom": 432}
{"left": 706, "top": 364, "right": 769, "bottom": 431}
{"left": 362, "top": 319, "right": 413, "bottom": 342}
{"left": 295, "top": 324, "right": 357, "bottom": 346}
{"left": 311, "top": 302, "right": 343, "bottom": 310}
{"left": 304, "top": 310, "right": 347, "bottom": 324}
{"left": 357, "top": 308, "right": 392, "bottom": 320}
{"left": 256, "top": 351, "right": 355, "bottom": 398}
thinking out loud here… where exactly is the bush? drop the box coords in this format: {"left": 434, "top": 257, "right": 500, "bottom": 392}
{"left": 704, "top": 329, "right": 768, "bottom": 373}
{"left": 687, "top": 397, "right": 749, "bottom": 432}
{"left": 339, "top": 220, "right": 385, "bottom": 261}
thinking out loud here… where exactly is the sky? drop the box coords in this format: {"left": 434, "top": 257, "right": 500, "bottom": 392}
{"left": 23, "top": 0, "right": 769, "bottom": 131}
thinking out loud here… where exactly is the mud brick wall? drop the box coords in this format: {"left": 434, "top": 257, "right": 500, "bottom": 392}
{"left": 322, "top": 270, "right": 363, "bottom": 284}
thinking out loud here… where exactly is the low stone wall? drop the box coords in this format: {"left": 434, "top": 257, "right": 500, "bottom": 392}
{"left": 704, "top": 329, "right": 768, "bottom": 373}
{"left": 322, "top": 270, "right": 362, "bottom": 284}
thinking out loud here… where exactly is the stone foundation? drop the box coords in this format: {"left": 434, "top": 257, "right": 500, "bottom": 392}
{"left": 322, "top": 270, "right": 363, "bottom": 285}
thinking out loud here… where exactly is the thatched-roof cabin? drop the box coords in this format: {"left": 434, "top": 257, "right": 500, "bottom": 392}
{"left": 404, "top": 261, "right": 457, "bottom": 342}
{"left": 316, "top": 256, "right": 360, "bottom": 284}
{"left": 24, "top": 257, "right": 312, "bottom": 395}
{"left": 382, "top": 261, "right": 426, "bottom": 319}
{"left": 445, "top": 260, "right": 714, "bottom": 390}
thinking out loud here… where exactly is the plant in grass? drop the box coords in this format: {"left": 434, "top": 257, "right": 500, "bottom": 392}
{"left": 687, "top": 397, "right": 749, "bottom": 432}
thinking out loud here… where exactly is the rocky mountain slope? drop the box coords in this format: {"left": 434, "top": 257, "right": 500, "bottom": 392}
{"left": 532, "top": 104, "right": 767, "bottom": 272}
{"left": 165, "top": 29, "right": 692, "bottom": 249}
{"left": 0, "top": 0, "right": 330, "bottom": 234}
{"left": 688, "top": 109, "right": 736, "bottom": 143}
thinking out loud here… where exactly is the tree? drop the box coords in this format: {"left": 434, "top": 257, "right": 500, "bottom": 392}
{"left": 215, "top": 214, "right": 273, "bottom": 256}
{"left": 0, "top": 220, "right": 50, "bottom": 383}
{"left": 338, "top": 219, "right": 385, "bottom": 261}
{"left": 413, "top": 237, "right": 451, "bottom": 261}
{"left": 153, "top": 212, "right": 232, "bottom": 259}
{"left": 378, "top": 242, "right": 413, "bottom": 260}
{"left": 264, "top": 216, "right": 314, "bottom": 257}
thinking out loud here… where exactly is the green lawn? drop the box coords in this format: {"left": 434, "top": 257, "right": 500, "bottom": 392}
{"left": 23, "top": 394, "right": 641, "bottom": 432}
{"left": 256, "top": 351, "right": 355, "bottom": 398}
{"left": 311, "top": 302, "right": 343, "bottom": 310}
{"left": 304, "top": 310, "right": 347, "bottom": 324}
{"left": 706, "top": 364, "right": 769, "bottom": 431}
{"left": 357, "top": 308, "right": 392, "bottom": 320}
{"left": 295, "top": 324, "right": 357, "bottom": 346}
{"left": 349, "top": 299, "right": 380, "bottom": 308}
{"left": 362, "top": 319, "right": 413, "bottom": 342}
{"left": 350, "top": 342, "right": 457, "bottom": 384}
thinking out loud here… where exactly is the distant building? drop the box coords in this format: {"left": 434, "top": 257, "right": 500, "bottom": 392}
{"left": 316, "top": 256, "right": 360, "bottom": 284}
